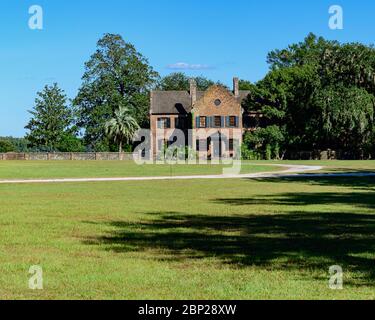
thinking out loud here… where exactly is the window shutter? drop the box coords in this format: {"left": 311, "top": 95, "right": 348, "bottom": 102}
{"left": 196, "top": 117, "right": 200, "bottom": 128}
{"left": 221, "top": 116, "right": 224, "bottom": 128}
{"left": 225, "top": 116, "right": 229, "bottom": 128}
{"left": 235, "top": 116, "right": 239, "bottom": 128}
{"left": 167, "top": 118, "right": 171, "bottom": 128}
{"left": 208, "top": 117, "right": 212, "bottom": 128}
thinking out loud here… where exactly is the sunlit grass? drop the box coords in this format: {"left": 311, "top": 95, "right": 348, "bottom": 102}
{"left": 0, "top": 161, "right": 375, "bottom": 299}
{"left": 0, "top": 160, "right": 280, "bottom": 180}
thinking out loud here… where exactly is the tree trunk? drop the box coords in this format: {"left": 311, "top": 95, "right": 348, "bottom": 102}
{"left": 119, "top": 140, "right": 123, "bottom": 161}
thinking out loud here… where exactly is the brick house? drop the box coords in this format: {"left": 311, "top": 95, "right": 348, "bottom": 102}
{"left": 150, "top": 77, "right": 259, "bottom": 158}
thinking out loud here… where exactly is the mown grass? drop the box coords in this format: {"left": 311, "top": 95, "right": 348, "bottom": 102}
{"left": 272, "top": 160, "right": 375, "bottom": 173}
{"left": 0, "top": 161, "right": 375, "bottom": 299}
{"left": 0, "top": 161, "right": 279, "bottom": 180}
{"left": 1, "top": 160, "right": 374, "bottom": 180}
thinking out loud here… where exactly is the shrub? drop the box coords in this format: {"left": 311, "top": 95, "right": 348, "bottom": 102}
{"left": 57, "top": 134, "right": 85, "bottom": 152}
{"left": 265, "top": 144, "right": 272, "bottom": 160}
{"left": 241, "top": 144, "right": 261, "bottom": 160}
{"left": 0, "top": 140, "right": 16, "bottom": 153}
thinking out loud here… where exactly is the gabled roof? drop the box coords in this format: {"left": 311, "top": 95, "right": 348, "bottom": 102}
{"left": 151, "top": 91, "right": 203, "bottom": 115}
{"left": 151, "top": 90, "right": 250, "bottom": 115}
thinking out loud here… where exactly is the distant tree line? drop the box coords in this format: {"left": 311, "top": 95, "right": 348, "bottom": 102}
{"left": 0, "top": 137, "right": 29, "bottom": 153}
{"left": 2, "top": 33, "right": 374, "bottom": 159}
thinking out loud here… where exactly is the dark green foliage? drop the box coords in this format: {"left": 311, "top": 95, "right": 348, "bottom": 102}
{"left": 25, "top": 83, "right": 76, "bottom": 152}
{"left": 105, "top": 106, "right": 140, "bottom": 153}
{"left": 238, "top": 80, "right": 253, "bottom": 90}
{"left": 312, "top": 85, "right": 374, "bottom": 153}
{"left": 243, "top": 126, "right": 284, "bottom": 160}
{"left": 158, "top": 72, "right": 217, "bottom": 91}
{"left": 56, "top": 134, "right": 85, "bottom": 152}
{"left": 0, "top": 137, "right": 29, "bottom": 152}
{"left": 243, "top": 33, "right": 375, "bottom": 159}
{"left": 74, "top": 34, "right": 159, "bottom": 151}
{"left": 0, "top": 140, "right": 16, "bottom": 153}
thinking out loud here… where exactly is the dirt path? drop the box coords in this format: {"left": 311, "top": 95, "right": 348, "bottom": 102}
{"left": 0, "top": 164, "right": 325, "bottom": 185}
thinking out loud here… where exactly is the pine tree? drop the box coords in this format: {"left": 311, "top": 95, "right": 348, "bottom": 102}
{"left": 25, "top": 83, "right": 75, "bottom": 151}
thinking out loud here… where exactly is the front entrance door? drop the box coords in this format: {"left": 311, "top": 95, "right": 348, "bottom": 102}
{"left": 207, "top": 133, "right": 222, "bottom": 159}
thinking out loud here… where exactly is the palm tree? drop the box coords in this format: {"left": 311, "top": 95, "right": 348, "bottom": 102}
{"left": 105, "top": 106, "right": 140, "bottom": 153}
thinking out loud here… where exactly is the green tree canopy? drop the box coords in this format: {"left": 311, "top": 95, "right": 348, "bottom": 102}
{"left": 0, "top": 137, "right": 29, "bottom": 152}
{"left": 158, "top": 72, "right": 218, "bottom": 91}
{"left": 244, "top": 33, "right": 375, "bottom": 159}
{"left": 0, "top": 140, "right": 16, "bottom": 153}
{"left": 312, "top": 85, "right": 375, "bottom": 153}
{"left": 105, "top": 106, "right": 140, "bottom": 153}
{"left": 57, "top": 134, "right": 85, "bottom": 152}
{"left": 74, "top": 33, "right": 159, "bottom": 151}
{"left": 238, "top": 80, "right": 254, "bottom": 90}
{"left": 25, "top": 83, "right": 76, "bottom": 152}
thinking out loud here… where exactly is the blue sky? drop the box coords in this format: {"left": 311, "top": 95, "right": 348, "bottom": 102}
{"left": 1, "top": 0, "right": 375, "bottom": 136}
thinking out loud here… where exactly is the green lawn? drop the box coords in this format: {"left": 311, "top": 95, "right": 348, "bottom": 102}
{"left": 272, "top": 160, "right": 375, "bottom": 173}
{"left": 0, "top": 161, "right": 279, "bottom": 180}
{"left": 0, "top": 160, "right": 375, "bottom": 299}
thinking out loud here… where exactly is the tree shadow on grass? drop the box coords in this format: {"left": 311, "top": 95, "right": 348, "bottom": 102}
{"left": 84, "top": 201, "right": 375, "bottom": 284}
{"left": 83, "top": 173, "right": 375, "bottom": 285}
{"left": 217, "top": 191, "right": 375, "bottom": 209}
{"left": 254, "top": 174, "right": 375, "bottom": 191}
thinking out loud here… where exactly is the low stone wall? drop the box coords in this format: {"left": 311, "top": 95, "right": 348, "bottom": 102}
{"left": 1, "top": 150, "right": 369, "bottom": 161}
{"left": 285, "top": 150, "right": 338, "bottom": 160}
{"left": 285, "top": 149, "right": 372, "bottom": 160}
{"left": 0, "top": 152, "right": 136, "bottom": 161}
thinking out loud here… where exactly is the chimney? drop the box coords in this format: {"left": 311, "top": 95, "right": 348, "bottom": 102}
{"left": 233, "top": 77, "right": 239, "bottom": 98}
{"left": 190, "top": 78, "right": 197, "bottom": 105}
